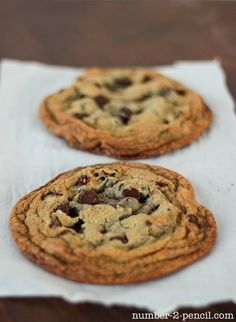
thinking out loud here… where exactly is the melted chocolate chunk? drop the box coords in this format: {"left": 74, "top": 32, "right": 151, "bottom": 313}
{"left": 145, "top": 220, "right": 152, "bottom": 226}
{"left": 78, "top": 190, "right": 99, "bottom": 205}
{"left": 76, "top": 175, "right": 89, "bottom": 186}
{"left": 94, "top": 95, "right": 110, "bottom": 108}
{"left": 142, "top": 75, "right": 152, "bottom": 83}
{"left": 57, "top": 203, "right": 79, "bottom": 218}
{"left": 57, "top": 202, "right": 70, "bottom": 214}
{"left": 78, "top": 93, "right": 85, "bottom": 99}
{"left": 73, "top": 113, "right": 84, "bottom": 119}
{"left": 151, "top": 204, "right": 160, "bottom": 212}
{"left": 139, "top": 193, "right": 149, "bottom": 204}
{"left": 100, "top": 227, "right": 107, "bottom": 234}
{"left": 72, "top": 219, "right": 85, "bottom": 233}
{"left": 114, "top": 77, "right": 132, "bottom": 88}
{"left": 188, "top": 214, "right": 199, "bottom": 226}
{"left": 176, "top": 89, "right": 186, "bottom": 96}
{"left": 106, "top": 77, "right": 132, "bottom": 91}
{"left": 68, "top": 207, "right": 79, "bottom": 218}
{"left": 162, "top": 119, "right": 169, "bottom": 124}
{"left": 110, "top": 235, "right": 128, "bottom": 244}
{"left": 123, "top": 188, "right": 140, "bottom": 200}
{"left": 117, "top": 107, "right": 132, "bottom": 124}
{"left": 156, "top": 181, "right": 168, "bottom": 187}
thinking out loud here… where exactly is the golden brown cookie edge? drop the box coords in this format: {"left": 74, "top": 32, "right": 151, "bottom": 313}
{"left": 9, "top": 163, "right": 217, "bottom": 284}
{"left": 39, "top": 70, "right": 213, "bottom": 159}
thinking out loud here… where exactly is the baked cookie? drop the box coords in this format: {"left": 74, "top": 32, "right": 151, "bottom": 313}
{"left": 10, "top": 162, "right": 216, "bottom": 284}
{"left": 40, "top": 68, "right": 212, "bottom": 159}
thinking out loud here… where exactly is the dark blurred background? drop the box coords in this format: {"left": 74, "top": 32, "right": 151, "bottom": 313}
{"left": 0, "top": 1, "right": 235, "bottom": 69}
{"left": 0, "top": 1, "right": 235, "bottom": 321}
{"left": 1, "top": 0, "right": 235, "bottom": 98}
{"left": 0, "top": 0, "right": 235, "bottom": 98}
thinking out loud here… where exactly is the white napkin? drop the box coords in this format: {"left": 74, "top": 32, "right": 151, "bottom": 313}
{"left": 0, "top": 59, "right": 235, "bottom": 313}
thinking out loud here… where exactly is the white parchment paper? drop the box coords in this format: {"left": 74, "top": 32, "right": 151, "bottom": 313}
{"left": 0, "top": 59, "right": 235, "bottom": 312}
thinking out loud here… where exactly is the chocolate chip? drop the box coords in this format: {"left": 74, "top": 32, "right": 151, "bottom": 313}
{"left": 72, "top": 219, "right": 85, "bottom": 233}
{"left": 76, "top": 175, "right": 89, "bottom": 186}
{"left": 162, "top": 119, "right": 169, "bottom": 124}
{"left": 145, "top": 220, "right": 152, "bottom": 226}
{"left": 114, "top": 77, "right": 132, "bottom": 88}
{"left": 110, "top": 235, "right": 128, "bottom": 243}
{"left": 142, "top": 75, "right": 152, "bottom": 83}
{"left": 159, "top": 88, "right": 171, "bottom": 97}
{"left": 151, "top": 204, "right": 160, "bottom": 212}
{"left": 57, "top": 202, "right": 70, "bottom": 214}
{"left": 73, "top": 113, "right": 84, "bottom": 119}
{"left": 100, "top": 227, "right": 107, "bottom": 234}
{"left": 188, "top": 214, "right": 199, "bottom": 226}
{"left": 58, "top": 88, "right": 65, "bottom": 93}
{"left": 57, "top": 203, "right": 79, "bottom": 218}
{"left": 156, "top": 181, "right": 168, "bottom": 187}
{"left": 176, "top": 89, "right": 186, "bottom": 96}
{"left": 50, "top": 218, "right": 61, "bottom": 228}
{"left": 68, "top": 207, "right": 79, "bottom": 218}
{"left": 94, "top": 95, "right": 110, "bottom": 108}
{"left": 136, "top": 93, "right": 152, "bottom": 102}
{"left": 78, "top": 190, "right": 99, "bottom": 205}
{"left": 106, "top": 77, "right": 133, "bottom": 91}
{"left": 78, "top": 93, "right": 85, "bottom": 99}
{"left": 117, "top": 107, "right": 132, "bottom": 124}
{"left": 123, "top": 188, "right": 140, "bottom": 200}
{"left": 139, "top": 194, "right": 149, "bottom": 203}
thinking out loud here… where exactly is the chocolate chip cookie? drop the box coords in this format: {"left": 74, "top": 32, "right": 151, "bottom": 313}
{"left": 40, "top": 68, "right": 212, "bottom": 159}
{"left": 10, "top": 162, "right": 216, "bottom": 284}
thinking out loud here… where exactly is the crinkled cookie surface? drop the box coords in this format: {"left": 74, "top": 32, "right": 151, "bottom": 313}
{"left": 10, "top": 163, "right": 216, "bottom": 284}
{"left": 40, "top": 68, "right": 212, "bottom": 158}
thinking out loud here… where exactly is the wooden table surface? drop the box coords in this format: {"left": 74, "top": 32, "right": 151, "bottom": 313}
{"left": 0, "top": 1, "right": 235, "bottom": 321}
